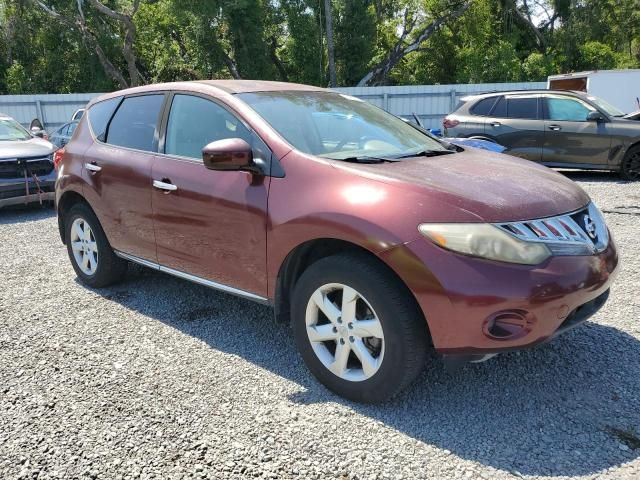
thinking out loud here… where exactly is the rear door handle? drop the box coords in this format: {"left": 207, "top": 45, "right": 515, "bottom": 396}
{"left": 85, "top": 162, "right": 102, "bottom": 172}
{"left": 490, "top": 122, "right": 501, "bottom": 127}
{"left": 153, "top": 179, "right": 178, "bottom": 192}
{"left": 548, "top": 125, "right": 562, "bottom": 131}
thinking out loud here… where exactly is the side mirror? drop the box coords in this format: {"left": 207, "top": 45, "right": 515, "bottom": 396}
{"left": 202, "top": 138, "right": 263, "bottom": 175}
{"left": 587, "top": 111, "right": 606, "bottom": 123}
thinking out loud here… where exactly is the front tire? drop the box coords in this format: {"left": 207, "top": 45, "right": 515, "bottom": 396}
{"left": 291, "top": 253, "right": 428, "bottom": 403}
{"left": 621, "top": 145, "right": 640, "bottom": 181}
{"left": 64, "top": 203, "right": 127, "bottom": 288}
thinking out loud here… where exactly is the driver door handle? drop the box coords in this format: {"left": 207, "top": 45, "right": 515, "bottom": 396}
{"left": 490, "top": 122, "right": 501, "bottom": 127}
{"left": 548, "top": 124, "right": 562, "bottom": 131}
{"left": 85, "top": 162, "right": 102, "bottom": 173}
{"left": 153, "top": 179, "right": 178, "bottom": 192}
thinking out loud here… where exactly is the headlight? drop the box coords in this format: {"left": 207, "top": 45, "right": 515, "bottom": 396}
{"left": 418, "top": 223, "right": 551, "bottom": 265}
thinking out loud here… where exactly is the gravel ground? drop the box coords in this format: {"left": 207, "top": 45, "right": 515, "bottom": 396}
{"left": 1, "top": 171, "right": 639, "bottom": 480}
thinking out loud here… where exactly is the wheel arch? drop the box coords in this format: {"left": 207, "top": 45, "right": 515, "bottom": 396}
{"left": 57, "top": 190, "right": 95, "bottom": 244}
{"left": 273, "top": 237, "right": 431, "bottom": 342}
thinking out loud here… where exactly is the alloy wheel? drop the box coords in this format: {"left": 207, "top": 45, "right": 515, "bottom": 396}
{"left": 305, "top": 283, "right": 385, "bottom": 382}
{"left": 623, "top": 150, "right": 640, "bottom": 180}
{"left": 70, "top": 217, "right": 99, "bottom": 276}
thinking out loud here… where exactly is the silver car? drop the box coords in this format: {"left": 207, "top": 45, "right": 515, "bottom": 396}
{"left": 0, "top": 113, "right": 57, "bottom": 208}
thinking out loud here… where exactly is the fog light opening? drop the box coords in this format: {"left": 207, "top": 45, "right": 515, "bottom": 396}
{"left": 483, "top": 310, "right": 533, "bottom": 341}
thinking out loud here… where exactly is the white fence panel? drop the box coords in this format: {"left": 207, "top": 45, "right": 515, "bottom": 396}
{"left": 0, "top": 93, "right": 100, "bottom": 131}
{"left": 0, "top": 81, "right": 546, "bottom": 132}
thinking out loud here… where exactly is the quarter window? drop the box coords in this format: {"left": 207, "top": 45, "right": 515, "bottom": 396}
{"left": 88, "top": 97, "right": 121, "bottom": 141}
{"left": 106, "top": 95, "right": 164, "bottom": 152}
{"left": 165, "top": 94, "right": 252, "bottom": 159}
{"left": 470, "top": 97, "right": 497, "bottom": 116}
{"left": 545, "top": 97, "right": 594, "bottom": 122}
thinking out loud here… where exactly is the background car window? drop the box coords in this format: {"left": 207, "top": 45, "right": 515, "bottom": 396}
{"left": 545, "top": 97, "right": 594, "bottom": 122}
{"left": 470, "top": 97, "right": 497, "bottom": 116}
{"left": 57, "top": 124, "right": 70, "bottom": 136}
{"left": 506, "top": 97, "right": 538, "bottom": 119}
{"left": 490, "top": 97, "right": 506, "bottom": 117}
{"left": 165, "top": 94, "right": 252, "bottom": 159}
{"left": 88, "top": 97, "right": 121, "bottom": 141}
{"left": 106, "top": 95, "right": 164, "bottom": 152}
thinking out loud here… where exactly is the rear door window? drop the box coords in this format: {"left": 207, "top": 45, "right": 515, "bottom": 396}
{"left": 490, "top": 96, "right": 506, "bottom": 117}
{"left": 88, "top": 97, "right": 121, "bottom": 141}
{"left": 106, "top": 95, "right": 165, "bottom": 152}
{"left": 506, "top": 97, "right": 538, "bottom": 120}
{"left": 470, "top": 97, "right": 497, "bottom": 116}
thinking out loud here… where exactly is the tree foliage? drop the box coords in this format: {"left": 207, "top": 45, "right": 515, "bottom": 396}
{"left": 0, "top": 0, "right": 638, "bottom": 93}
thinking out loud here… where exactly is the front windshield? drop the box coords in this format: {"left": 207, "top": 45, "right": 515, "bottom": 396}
{"left": 238, "top": 91, "right": 448, "bottom": 160}
{"left": 587, "top": 95, "right": 626, "bottom": 117}
{"left": 0, "top": 118, "right": 32, "bottom": 141}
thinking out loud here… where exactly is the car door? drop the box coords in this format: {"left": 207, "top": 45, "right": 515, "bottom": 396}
{"left": 151, "top": 93, "right": 270, "bottom": 298}
{"left": 542, "top": 95, "right": 612, "bottom": 167}
{"left": 82, "top": 94, "right": 165, "bottom": 261}
{"left": 484, "top": 95, "right": 543, "bottom": 162}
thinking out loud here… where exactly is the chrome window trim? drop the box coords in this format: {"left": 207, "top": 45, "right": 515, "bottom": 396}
{"left": 114, "top": 250, "right": 269, "bottom": 304}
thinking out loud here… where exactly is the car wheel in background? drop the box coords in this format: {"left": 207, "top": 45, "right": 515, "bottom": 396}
{"left": 64, "top": 203, "right": 127, "bottom": 288}
{"left": 291, "top": 253, "right": 429, "bottom": 403}
{"left": 621, "top": 145, "right": 640, "bottom": 181}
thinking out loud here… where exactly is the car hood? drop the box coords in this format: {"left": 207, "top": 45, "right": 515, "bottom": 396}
{"left": 334, "top": 148, "right": 590, "bottom": 223}
{"left": 0, "top": 137, "right": 56, "bottom": 159}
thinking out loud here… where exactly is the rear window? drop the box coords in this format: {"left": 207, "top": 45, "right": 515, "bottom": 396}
{"left": 106, "top": 95, "right": 164, "bottom": 152}
{"left": 490, "top": 96, "right": 538, "bottom": 119}
{"left": 470, "top": 97, "right": 497, "bottom": 116}
{"left": 506, "top": 97, "right": 538, "bottom": 120}
{"left": 88, "top": 97, "right": 121, "bottom": 141}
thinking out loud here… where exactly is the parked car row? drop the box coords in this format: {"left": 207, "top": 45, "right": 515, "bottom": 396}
{"left": 52, "top": 80, "right": 619, "bottom": 402}
{"left": 443, "top": 89, "right": 640, "bottom": 180}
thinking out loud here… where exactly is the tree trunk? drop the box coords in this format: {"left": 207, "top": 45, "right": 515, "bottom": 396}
{"left": 324, "top": 0, "right": 337, "bottom": 87}
{"left": 357, "top": 1, "right": 473, "bottom": 86}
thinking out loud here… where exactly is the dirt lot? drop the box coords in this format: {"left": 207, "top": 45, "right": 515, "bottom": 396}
{"left": 1, "top": 171, "right": 639, "bottom": 480}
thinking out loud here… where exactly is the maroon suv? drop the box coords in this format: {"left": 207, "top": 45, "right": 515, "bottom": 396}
{"left": 55, "top": 81, "right": 619, "bottom": 403}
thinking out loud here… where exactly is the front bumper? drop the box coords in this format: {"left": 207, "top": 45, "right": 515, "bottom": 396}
{"left": 379, "top": 233, "right": 619, "bottom": 356}
{"left": 0, "top": 173, "right": 56, "bottom": 208}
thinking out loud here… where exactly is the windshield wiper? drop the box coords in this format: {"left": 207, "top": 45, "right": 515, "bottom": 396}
{"left": 394, "top": 149, "right": 456, "bottom": 159}
{"left": 340, "top": 155, "right": 401, "bottom": 164}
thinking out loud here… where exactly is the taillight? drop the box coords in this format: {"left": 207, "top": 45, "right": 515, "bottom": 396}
{"left": 53, "top": 147, "right": 65, "bottom": 170}
{"left": 443, "top": 117, "right": 460, "bottom": 129}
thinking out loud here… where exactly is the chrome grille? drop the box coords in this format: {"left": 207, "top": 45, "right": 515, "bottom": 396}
{"left": 494, "top": 203, "right": 609, "bottom": 256}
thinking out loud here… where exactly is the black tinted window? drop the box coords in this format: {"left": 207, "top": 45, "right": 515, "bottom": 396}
{"left": 471, "top": 97, "right": 497, "bottom": 116}
{"left": 88, "top": 97, "right": 121, "bottom": 141}
{"left": 107, "top": 95, "right": 164, "bottom": 152}
{"left": 491, "top": 97, "right": 506, "bottom": 117}
{"left": 165, "top": 94, "right": 252, "bottom": 159}
{"left": 507, "top": 97, "right": 538, "bottom": 120}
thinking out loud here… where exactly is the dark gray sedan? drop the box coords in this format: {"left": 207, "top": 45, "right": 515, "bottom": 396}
{"left": 0, "top": 113, "right": 57, "bottom": 208}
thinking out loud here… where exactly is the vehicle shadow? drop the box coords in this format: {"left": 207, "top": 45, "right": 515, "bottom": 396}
{"left": 91, "top": 265, "right": 640, "bottom": 477}
{"left": 0, "top": 204, "right": 55, "bottom": 224}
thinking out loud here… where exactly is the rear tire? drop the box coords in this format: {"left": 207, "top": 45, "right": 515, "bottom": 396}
{"left": 621, "top": 145, "right": 640, "bottom": 181}
{"left": 291, "top": 253, "right": 428, "bottom": 403}
{"left": 64, "top": 203, "right": 127, "bottom": 288}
